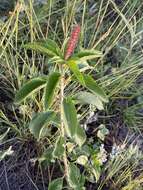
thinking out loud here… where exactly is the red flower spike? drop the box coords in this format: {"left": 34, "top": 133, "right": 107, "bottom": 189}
{"left": 64, "top": 25, "right": 81, "bottom": 60}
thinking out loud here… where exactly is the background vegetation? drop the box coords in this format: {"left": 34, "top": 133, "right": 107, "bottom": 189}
{"left": 0, "top": 0, "right": 143, "bottom": 189}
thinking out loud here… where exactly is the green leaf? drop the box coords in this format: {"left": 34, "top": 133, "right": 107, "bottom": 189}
{"left": 24, "top": 39, "right": 62, "bottom": 57}
{"left": 74, "top": 91, "right": 104, "bottom": 110}
{"left": 74, "top": 125, "right": 86, "bottom": 147}
{"left": 38, "top": 147, "right": 53, "bottom": 165}
{"left": 74, "top": 49, "right": 102, "bottom": 61}
{"left": 75, "top": 187, "right": 85, "bottom": 190}
{"left": 38, "top": 125, "right": 51, "bottom": 139}
{"left": 92, "top": 165, "right": 101, "bottom": 182}
{"left": 15, "top": 77, "right": 47, "bottom": 104}
{"left": 62, "top": 97, "right": 78, "bottom": 138}
{"left": 66, "top": 142, "right": 75, "bottom": 153}
{"left": 76, "top": 155, "right": 88, "bottom": 166}
{"left": 97, "top": 124, "right": 109, "bottom": 141}
{"left": 62, "top": 97, "right": 86, "bottom": 146}
{"left": 67, "top": 163, "right": 85, "bottom": 189}
{"left": 48, "top": 178, "right": 63, "bottom": 190}
{"left": 44, "top": 39, "right": 62, "bottom": 57}
{"left": 51, "top": 113, "right": 61, "bottom": 126}
{"left": 67, "top": 163, "right": 80, "bottom": 188}
{"left": 91, "top": 153, "right": 102, "bottom": 182}
{"left": 83, "top": 74, "right": 108, "bottom": 103}
{"left": 29, "top": 111, "right": 56, "bottom": 140}
{"left": 79, "top": 174, "right": 86, "bottom": 188}
{"left": 24, "top": 42, "right": 55, "bottom": 57}
{"left": 44, "top": 72, "right": 60, "bottom": 110}
{"left": 67, "top": 60, "right": 85, "bottom": 86}
{"left": 52, "top": 136, "right": 65, "bottom": 158}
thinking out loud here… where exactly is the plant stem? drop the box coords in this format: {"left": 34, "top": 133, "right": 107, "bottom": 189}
{"left": 60, "top": 64, "right": 68, "bottom": 178}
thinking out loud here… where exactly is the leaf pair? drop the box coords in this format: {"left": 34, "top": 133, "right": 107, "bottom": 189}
{"left": 24, "top": 38, "right": 102, "bottom": 62}
{"left": 15, "top": 72, "right": 61, "bottom": 141}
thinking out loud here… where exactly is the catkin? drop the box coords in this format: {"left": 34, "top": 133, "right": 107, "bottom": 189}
{"left": 64, "top": 25, "right": 81, "bottom": 60}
